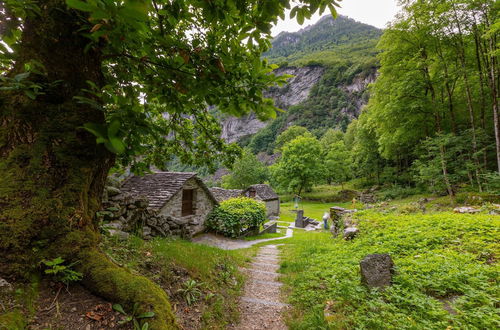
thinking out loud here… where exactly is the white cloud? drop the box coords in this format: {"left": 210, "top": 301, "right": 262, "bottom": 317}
{"left": 271, "top": 0, "right": 400, "bottom": 36}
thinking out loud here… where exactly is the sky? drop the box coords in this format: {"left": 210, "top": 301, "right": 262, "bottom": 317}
{"left": 271, "top": 0, "right": 401, "bottom": 36}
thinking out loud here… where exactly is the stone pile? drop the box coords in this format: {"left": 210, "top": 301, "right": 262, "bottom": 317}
{"left": 359, "top": 193, "right": 376, "bottom": 204}
{"left": 330, "top": 206, "right": 359, "bottom": 239}
{"left": 98, "top": 184, "right": 196, "bottom": 240}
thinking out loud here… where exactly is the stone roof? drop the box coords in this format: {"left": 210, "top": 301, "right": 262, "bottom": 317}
{"left": 245, "top": 184, "right": 279, "bottom": 201}
{"left": 209, "top": 187, "right": 243, "bottom": 202}
{"left": 120, "top": 172, "right": 217, "bottom": 210}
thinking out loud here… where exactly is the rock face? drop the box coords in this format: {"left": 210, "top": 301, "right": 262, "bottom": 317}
{"left": 220, "top": 66, "right": 325, "bottom": 143}
{"left": 360, "top": 254, "right": 394, "bottom": 289}
{"left": 265, "top": 66, "right": 326, "bottom": 110}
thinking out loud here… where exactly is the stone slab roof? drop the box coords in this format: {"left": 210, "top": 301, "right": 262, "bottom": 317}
{"left": 120, "top": 172, "right": 216, "bottom": 210}
{"left": 209, "top": 187, "right": 243, "bottom": 202}
{"left": 245, "top": 184, "right": 279, "bottom": 201}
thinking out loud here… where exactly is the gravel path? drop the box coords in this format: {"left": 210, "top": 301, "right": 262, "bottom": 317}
{"left": 230, "top": 244, "right": 289, "bottom": 330}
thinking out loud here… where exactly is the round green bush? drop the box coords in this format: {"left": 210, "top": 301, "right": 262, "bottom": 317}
{"left": 206, "top": 197, "right": 266, "bottom": 238}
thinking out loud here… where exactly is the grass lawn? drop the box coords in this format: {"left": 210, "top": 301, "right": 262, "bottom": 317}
{"left": 278, "top": 210, "right": 500, "bottom": 329}
{"left": 243, "top": 229, "right": 286, "bottom": 241}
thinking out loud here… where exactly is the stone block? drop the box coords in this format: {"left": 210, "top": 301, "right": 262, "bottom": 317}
{"left": 343, "top": 227, "right": 359, "bottom": 240}
{"left": 360, "top": 254, "right": 394, "bottom": 289}
{"left": 294, "top": 210, "right": 305, "bottom": 228}
{"left": 260, "top": 222, "right": 277, "bottom": 234}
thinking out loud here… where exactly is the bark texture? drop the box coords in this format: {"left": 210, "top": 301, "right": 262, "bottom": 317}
{"left": 0, "top": 1, "right": 177, "bottom": 328}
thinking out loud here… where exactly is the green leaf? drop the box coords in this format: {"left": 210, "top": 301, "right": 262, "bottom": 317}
{"left": 82, "top": 122, "right": 107, "bottom": 139}
{"left": 296, "top": 10, "right": 304, "bottom": 25}
{"left": 66, "top": 0, "right": 95, "bottom": 12}
{"left": 137, "top": 311, "right": 155, "bottom": 319}
{"left": 14, "top": 72, "right": 30, "bottom": 82}
{"left": 112, "top": 304, "right": 126, "bottom": 315}
{"left": 24, "top": 90, "right": 36, "bottom": 100}
{"left": 107, "top": 120, "right": 121, "bottom": 138}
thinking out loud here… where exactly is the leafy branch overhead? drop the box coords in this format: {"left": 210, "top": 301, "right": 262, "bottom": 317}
{"left": 0, "top": 0, "right": 342, "bottom": 173}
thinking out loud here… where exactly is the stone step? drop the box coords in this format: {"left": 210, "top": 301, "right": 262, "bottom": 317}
{"left": 242, "top": 268, "right": 279, "bottom": 282}
{"left": 258, "top": 252, "right": 280, "bottom": 257}
{"left": 243, "top": 281, "right": 282, "bottom": 302}
{"left": 250, "top": 262, "right": 280, "bottom": 272}
{"left": 232, "top": 299, "right": 288, "bottom": 330}
{"left": 254, "top": 256, "right": 280, "bottom": 263}
{"left": 241, "top": 296, "right": 290, "bottom": 308}
{"left": 250, "top": 279, "right": 283, "bottom": 287}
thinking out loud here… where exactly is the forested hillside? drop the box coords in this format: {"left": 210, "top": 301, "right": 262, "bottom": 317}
{"left": 346, "top": 0, "right": 499, "bottom": 194}
{"left": 264, "top": 15, "right": 382, "bottom": 66}
{"left": 230, "top": 15, "right": 382, "bottom": 154}
{"left": 222, "top": 0, "right": 499, "bottom": 197}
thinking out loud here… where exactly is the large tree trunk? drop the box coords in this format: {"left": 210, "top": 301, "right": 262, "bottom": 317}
{"left": 0, "top": 1, "right": 177, "bottom": 328}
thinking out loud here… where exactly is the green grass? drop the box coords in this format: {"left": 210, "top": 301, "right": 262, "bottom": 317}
{"left": 278, "top": 210, "right": 500, "bottom": 329}
{"left": 280, "top": 184, "right": 357, "bottom": 203}
{"left": 103, "top": 235, "right": 250, "bottom": 329}
{"left": 243, "top": 230, "right": 286, "bottom": 241}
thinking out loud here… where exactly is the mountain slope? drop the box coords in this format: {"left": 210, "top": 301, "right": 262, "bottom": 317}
{"left": 220, "top": 15, "right": 381, "bottom": 153}
{"left": 265, "top": 15, "right": 382, "bottom": 66}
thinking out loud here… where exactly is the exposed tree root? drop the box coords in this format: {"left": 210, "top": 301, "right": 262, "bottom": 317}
{"left": 78, "top": 247, "right": 179, "bottom": 329}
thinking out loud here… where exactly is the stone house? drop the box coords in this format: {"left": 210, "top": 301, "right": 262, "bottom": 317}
{"left": 209, "top": 187, "right": 243, "bottom": 203}
{"left": 120, "top": 172, "right": 218, "bottom": 235}
{"left": 243, "top": 184, "right": 280, "bottom": 217}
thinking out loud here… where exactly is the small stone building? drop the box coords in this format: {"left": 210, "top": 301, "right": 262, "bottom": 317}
{"left": 209, "top": 187, "right": 243, "bottom": 203}
{"left": 243, "top": 184, "right": 280, "bottom": 217}
{"left": 120, "top": 172, "right": 217, "bottom": 235}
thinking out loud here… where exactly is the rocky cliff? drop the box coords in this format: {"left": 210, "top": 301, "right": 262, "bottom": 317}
{"left": 220, "top": 65, "right": 376, "bottom": 143}
{"left": 221, "top": 66, "right": 325, "bottom": 143}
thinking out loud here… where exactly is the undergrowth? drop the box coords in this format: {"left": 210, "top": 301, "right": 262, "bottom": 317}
{"left": 102, "top": 235, "right": 249, "bottom": 329}
{"left": 279, "top": 211, "right": 499, "bottom": 329}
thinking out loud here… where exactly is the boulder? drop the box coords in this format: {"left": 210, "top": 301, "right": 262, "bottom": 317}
{"left": 360, "top": 253, "right": 394, "bottom": 289}
{"left": 108, "top": 229, "right": 130, "bottom": 240}
{"left": 106, "top": 186, "right": 122, "bottom": 197}
{"left": 260, "top": 222, "right": 277, "bottom": 234}
{"left": 143, "top": 226, "right": 152, "bottom": 238}
{"left": 103, "top": 221, "right": 123, "bottom": 230}
{"left": 453, "top": 206, "right": 480, "bottom": 214}
{"left": 343, "top": 227, "right": 359, "bottom": 240}
{"left": 0, "top": 277, "right": 13, "bottom": 292}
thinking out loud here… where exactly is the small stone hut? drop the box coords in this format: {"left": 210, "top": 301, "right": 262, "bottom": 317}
{"left": 120, "top": 172, "right": 218, "bottom": 235}
{"left": 243, "top": 184, "right": 280, "bottom": 217}
{"left": 209, "top": 187, "right": 243, "bottom": 203}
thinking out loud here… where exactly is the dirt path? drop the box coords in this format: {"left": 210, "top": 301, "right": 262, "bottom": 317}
{"left": 230, "top": 244, "right": 289, "bottom": 330}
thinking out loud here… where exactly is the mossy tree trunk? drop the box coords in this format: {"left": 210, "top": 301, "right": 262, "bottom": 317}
{"left": 0, "top": 1, "right": 177, "bottom": 328}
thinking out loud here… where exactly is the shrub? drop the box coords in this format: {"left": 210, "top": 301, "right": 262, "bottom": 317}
{"left": 206, "top": 197, "right": 266, "bottom": 238}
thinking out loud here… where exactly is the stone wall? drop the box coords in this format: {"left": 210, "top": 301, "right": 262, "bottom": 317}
{"left": 98, "top": 178, "right": 215, "bottom": 240}
{"left": 159, "top": 178, "right": 215, "bottom": 235}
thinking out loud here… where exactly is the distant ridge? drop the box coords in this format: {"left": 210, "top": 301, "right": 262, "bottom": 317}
{"left": 264, "top": 15, "right": 382, "bottom": 66}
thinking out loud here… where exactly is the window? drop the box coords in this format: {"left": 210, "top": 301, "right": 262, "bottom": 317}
{"left": 181, "top": 189, "right": 195, "bottom": 216}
